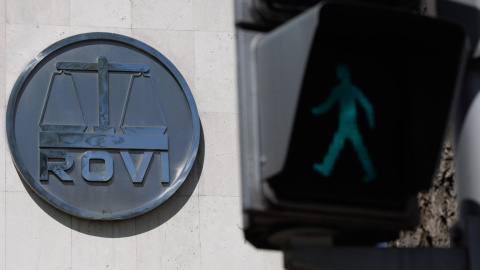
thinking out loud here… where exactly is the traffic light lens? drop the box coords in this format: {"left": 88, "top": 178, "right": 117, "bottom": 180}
{"left": 266, "top": 4, "right": 466, "bottom": 210}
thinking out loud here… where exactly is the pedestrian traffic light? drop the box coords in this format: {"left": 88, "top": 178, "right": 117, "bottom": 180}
{"left": 236, "top": 1, "right": 468, "bottom": 248}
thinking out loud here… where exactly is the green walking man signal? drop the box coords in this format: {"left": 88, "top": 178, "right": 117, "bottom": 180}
{"left": 311, "top": 63, "right": 376, "bottom": 182}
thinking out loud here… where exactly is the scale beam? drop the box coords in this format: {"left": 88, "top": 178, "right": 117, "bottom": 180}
{"left": 56, "top": 62, "right": 150, "bottom": 72}
{"left": 55, "top": 56, "right": 151, "bottom": 133}
{"left": 39, "top": 131, "right": 168, "bottom": 150}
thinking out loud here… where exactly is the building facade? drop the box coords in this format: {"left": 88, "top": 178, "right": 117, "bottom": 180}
{"left": 0, "top": 0, "right": 283, "bottom": 269}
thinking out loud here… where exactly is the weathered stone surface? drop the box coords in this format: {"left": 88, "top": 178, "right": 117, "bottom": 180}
{"left": 70, "top": 0, "right": 131, "bottom": 28}
{"left": 1, "top": 1, "right": 286, "bottom": 269}
{"left": 391, "top": 136, "right": 457, "bottom": 247}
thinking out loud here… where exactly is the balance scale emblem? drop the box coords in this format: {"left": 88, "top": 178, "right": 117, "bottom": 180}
{"left": 38, "top": 56, "right": 170, "bottom": 184}
{"left": 7, "top": 33, "right": 199, "bottom": 219}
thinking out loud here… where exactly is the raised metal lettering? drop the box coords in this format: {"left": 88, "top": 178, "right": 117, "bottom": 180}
{"left": 39, "top": 150, "right": 74, "bottom": 181}
{"left": 81, "top": 151, "right": 113, "bottom": 182}
{"left": 120, "top": 151, "right": 153, "bottom": 183}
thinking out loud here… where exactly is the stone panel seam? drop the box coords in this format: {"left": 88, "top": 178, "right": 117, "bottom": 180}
{"left": 4, "top": 21, "right": 70, "bottom": 27}
{"left": 130, "top": 0, "right": 133, "bottom": 30}
{"left": 172, "top": 194, "right": 194, "bottom": 197}
{"left": 198, "top": 195, "right": 241, "bottom": 198}
{"left": 192, "top": 28, "right": 203, "bottom": 270}
{"left": 130, "top": 27, "right": 195, "bottom": 32}
{"left": 69, "top": 0, "right": 72, "bottom": 30}
{"left": 6, "top": 22, "right": 70, "bottom": 28}
{"left": 194, "top": 29, "right": 234, "bottom": 34}
{"left": 3, "top": 0, "right": 6, "bottom": 266}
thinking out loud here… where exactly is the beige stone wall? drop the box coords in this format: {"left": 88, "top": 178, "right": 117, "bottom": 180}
{"left": 0, "top": 0, "right": 283, "bottom": 269}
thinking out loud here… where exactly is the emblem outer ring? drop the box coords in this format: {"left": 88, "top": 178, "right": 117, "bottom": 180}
{"left": 6, "top": 32, "right": 200, "bottom": 220}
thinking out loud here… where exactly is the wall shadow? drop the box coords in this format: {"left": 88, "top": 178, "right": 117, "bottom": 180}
{"left": 23, "top": 120, "right": 205, "bottom": 238}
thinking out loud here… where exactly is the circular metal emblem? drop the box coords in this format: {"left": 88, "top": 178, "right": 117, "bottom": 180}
{"left": 7, "top": 33, "right": 200, "bottom": 220}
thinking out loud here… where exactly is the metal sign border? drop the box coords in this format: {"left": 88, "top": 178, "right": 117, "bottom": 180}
{"left": 6, "top": 32, "right": 200, "bottom": 220}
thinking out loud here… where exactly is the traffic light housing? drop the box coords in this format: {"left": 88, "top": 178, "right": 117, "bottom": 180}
{"left": 237, "top": 1, "right": 468, "bottom": 248}
{"left": 246, "top": 0, "right": 422, "bottom": 27}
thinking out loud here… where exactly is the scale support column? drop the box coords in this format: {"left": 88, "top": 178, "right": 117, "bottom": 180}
{"left": 94, "top": 56, "right": 114, "bottom": 133}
